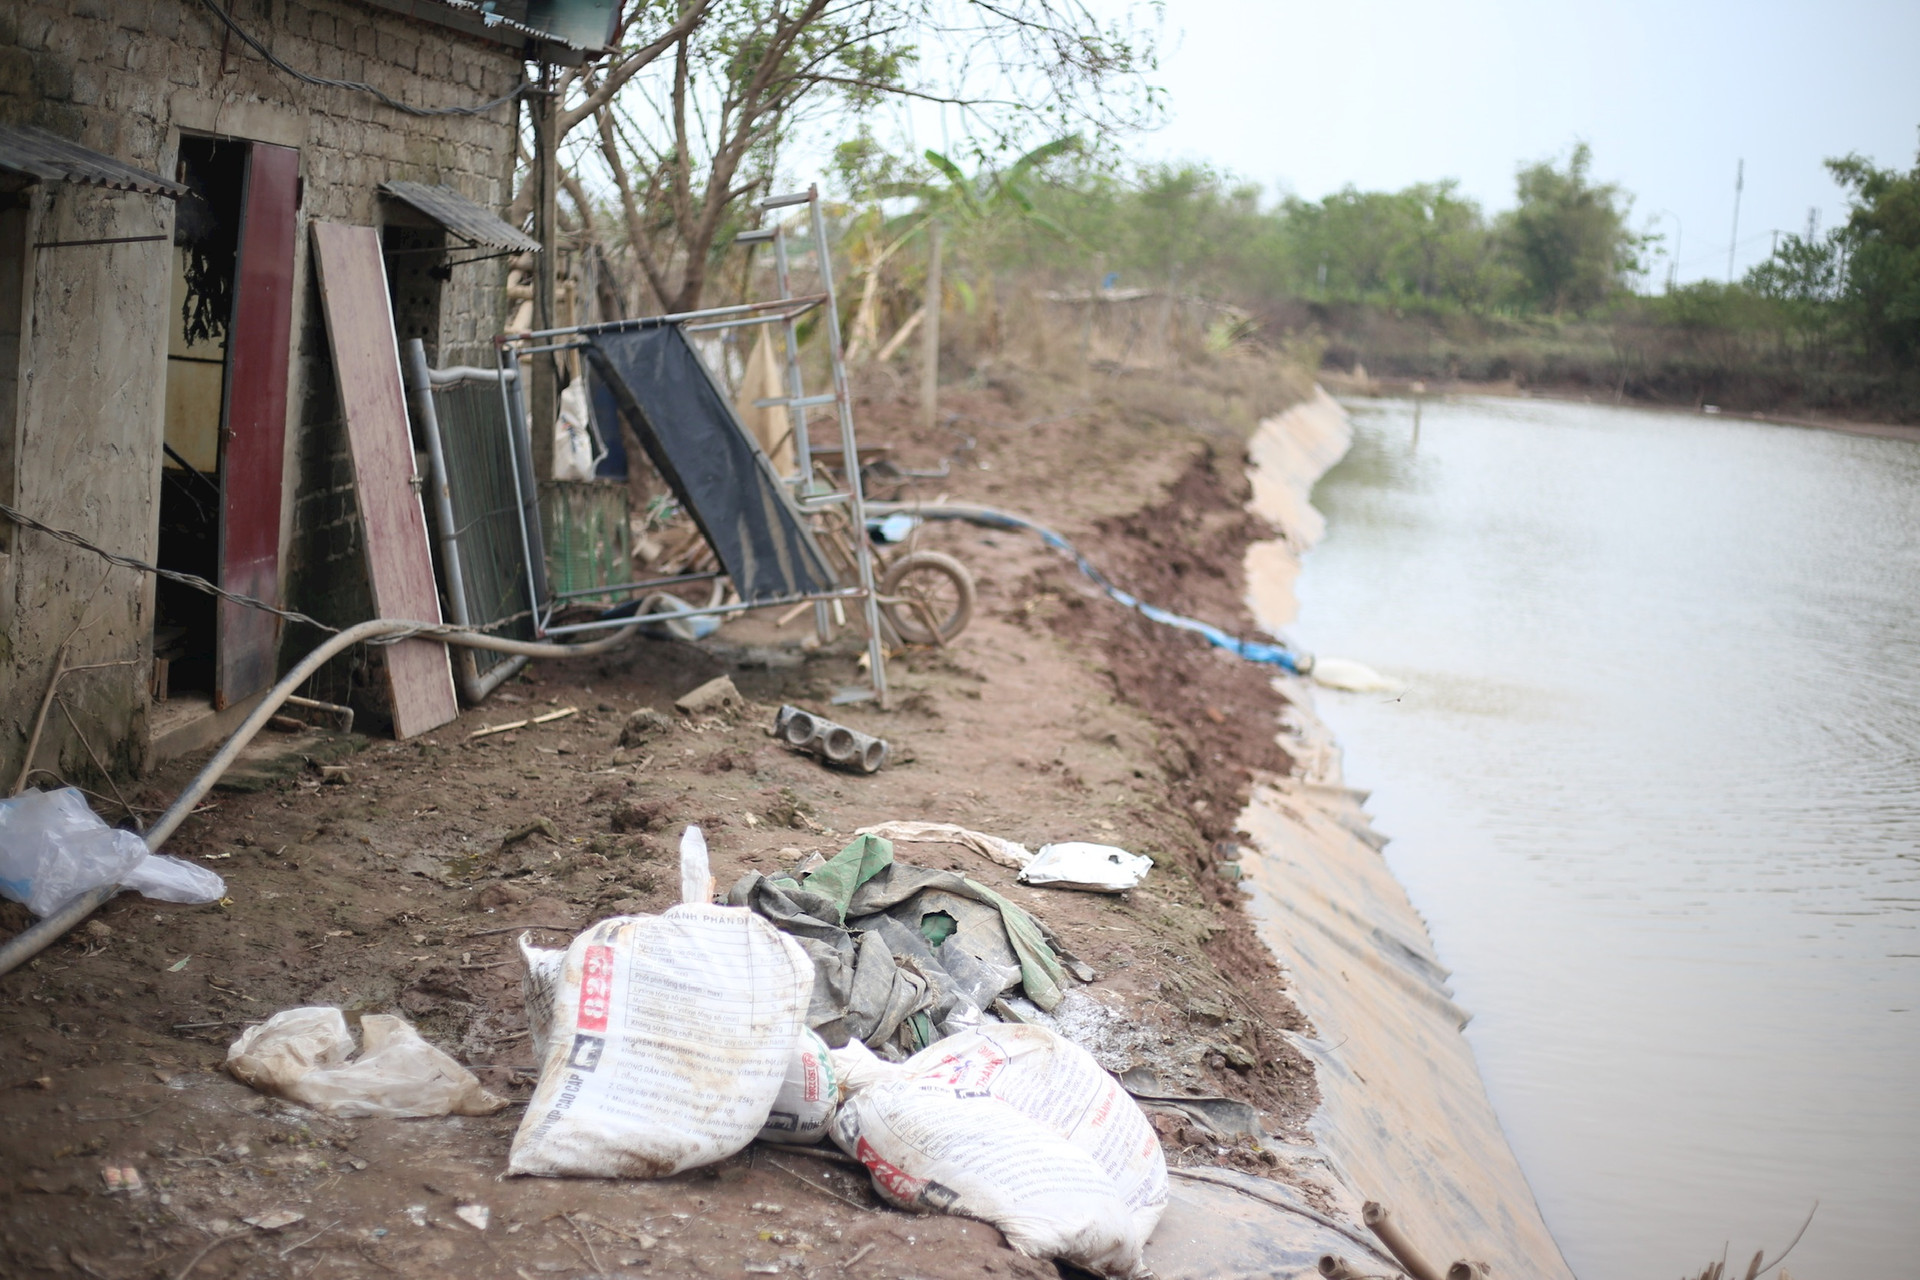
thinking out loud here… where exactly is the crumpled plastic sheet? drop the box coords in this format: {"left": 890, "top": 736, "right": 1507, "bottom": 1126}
{"left": 226, "top": 1007, "right": 506, "bottom": 1119}
{"left": 0, "top": 787, "right": 224, "bottom": 918}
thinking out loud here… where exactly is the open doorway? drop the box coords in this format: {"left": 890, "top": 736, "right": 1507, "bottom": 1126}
{"left": 152, "top": 134, "right": 298, "bottom": 733}
{"left": 155, "top": 135, "right": 245, "bottom": 706}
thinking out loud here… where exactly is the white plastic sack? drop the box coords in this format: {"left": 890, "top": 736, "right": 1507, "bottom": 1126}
{"left": 225, "top": 1006, "right": 506, "bottom": 1118}
{"left": 520, "top": 937, "right": 566, "bottom": 1065}
{"left": 0, "top": 787, "right": 224, "bottom": 917}
{"left": 757, "top": 1028, "right": 837, "bottom": 1145}
{"left": 1019, "top": 842, "right": 1154, "bottom": 893}
{"left": 551, "top": 380, "right": 604, "bottom": 481}
{"left": 508, "top": 825, "right": 815, "bottom": 1178}
{"left": 830, "top": 1023, "right": 1167, "bottom": 1278}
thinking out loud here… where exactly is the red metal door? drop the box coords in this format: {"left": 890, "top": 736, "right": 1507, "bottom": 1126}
{"left": 215, "top": 142, "right": 299, "bottom": 709}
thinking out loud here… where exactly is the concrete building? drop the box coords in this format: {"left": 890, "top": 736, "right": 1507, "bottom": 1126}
{"left": 0, "top": 1, "right": 606, "bottom": 792}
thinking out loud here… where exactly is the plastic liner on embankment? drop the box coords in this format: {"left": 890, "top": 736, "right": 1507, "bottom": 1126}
{"left": 1235, "top": 388, "right": 1576, "bottom": 1280}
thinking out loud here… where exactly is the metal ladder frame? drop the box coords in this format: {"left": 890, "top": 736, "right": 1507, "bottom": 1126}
{"left": 493, "top": 185, "right": 891, "bottom": 708}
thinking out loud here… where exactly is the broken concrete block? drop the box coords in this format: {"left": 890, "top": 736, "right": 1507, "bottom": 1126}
{"left": 619, "top": 707, "right": 677, "bottom": 746}
{"left": 674, "top": 675, "right": 743, "bottom": 717}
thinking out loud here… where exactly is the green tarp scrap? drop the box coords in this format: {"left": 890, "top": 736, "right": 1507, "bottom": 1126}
{"left": 728, "top": 835, "right": 1068, "bottom": 1054}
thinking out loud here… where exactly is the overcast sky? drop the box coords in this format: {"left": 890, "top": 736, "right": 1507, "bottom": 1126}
{"left": 1122, "top": 0, "right": 1920, "bottom": 284}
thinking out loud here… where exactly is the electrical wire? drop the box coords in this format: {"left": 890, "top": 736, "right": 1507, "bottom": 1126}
{"left": 195, "top": 0, "right": 530, "bottom": 118}
{"left": 0, "top": 499, "right": 534, "bottom": 644}
{"left": 1, "top": 498, "right": 341, "bottom": 634}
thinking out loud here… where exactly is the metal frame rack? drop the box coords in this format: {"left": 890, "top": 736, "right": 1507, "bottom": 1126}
{"left": 493, "top": 185, "right": 892, "bottom": 707}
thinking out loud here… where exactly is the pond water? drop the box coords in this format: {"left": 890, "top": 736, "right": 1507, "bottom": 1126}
{"left": 1289, "top": 395, "right": 1920, "bottom": 1280}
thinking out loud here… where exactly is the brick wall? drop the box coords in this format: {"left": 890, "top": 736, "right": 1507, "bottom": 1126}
{"left": 0, "top": 0, "right": 525, "bottom": 783}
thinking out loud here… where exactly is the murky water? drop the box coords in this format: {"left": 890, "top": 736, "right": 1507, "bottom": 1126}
{"left": 1290, "top": 396, "right": 1920, "bottom": 1280}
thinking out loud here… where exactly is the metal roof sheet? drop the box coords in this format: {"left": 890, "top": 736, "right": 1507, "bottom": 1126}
{"left": 0, "top": 125, "right": 186, "bottom": 198}
{"left": 380, "top": 181, "right": 541, "bottom": 252}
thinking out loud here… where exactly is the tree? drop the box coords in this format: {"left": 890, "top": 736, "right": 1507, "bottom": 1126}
{"left": 1825, "top": 144, "right": 1920, "bottom": 362}
{"left": 578, "top": 0, "right": 1158, "bottom": 313}
{"left": 1744, "top": 228, "right": 1844, "bottom": 356}
{"left": 1501, "top": 143, "right": 1645, "bottom": 314}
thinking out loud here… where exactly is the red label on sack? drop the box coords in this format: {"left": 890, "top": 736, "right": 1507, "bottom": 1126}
{"left": 576, "top": 944, "right": 614, "bottom": 1032}
{"left": 856, "top": 1137, "right": 928, "bottom": 1204}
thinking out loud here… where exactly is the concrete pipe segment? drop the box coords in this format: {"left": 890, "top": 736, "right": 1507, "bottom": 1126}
{"left": 775, "top": 704, "right": 888, "bottom": 774}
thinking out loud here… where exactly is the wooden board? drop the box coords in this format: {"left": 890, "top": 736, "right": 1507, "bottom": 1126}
{"left": 310, "top": 222, "right": 459, "bottom": 739}
{"left": 215, "top": 142, "right": 300, "bottom": 709}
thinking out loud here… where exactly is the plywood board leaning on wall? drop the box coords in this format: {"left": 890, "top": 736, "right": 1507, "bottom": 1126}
{"left": 311, "top": 222, "right": 459, "bottom": 739}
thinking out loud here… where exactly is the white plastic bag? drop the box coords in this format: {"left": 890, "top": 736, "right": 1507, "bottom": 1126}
{"left": 1019, "top": 842, "right": 1154, "bottom": 893}
{"left": 508, "top": 825, "right": 815, "bottom": 1178}
{"left": 830, "top": 1023, "right": 1167, "bottom": 1278}
{"left": 757, "top": 1028, "right": 837, "bottom": 1145}
{"left": 0, "top": 787, "right": 224, "bottom": 917}
{"left": 226, "top": 1006, "right": 506, "bottom": 1118}
{"left": 551, "top": 380, "right": 604, "bottom": 481}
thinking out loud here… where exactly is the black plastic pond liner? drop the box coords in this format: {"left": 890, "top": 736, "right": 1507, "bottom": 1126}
{"left": 584, "top": 324, "right": 837, "bottom": 604}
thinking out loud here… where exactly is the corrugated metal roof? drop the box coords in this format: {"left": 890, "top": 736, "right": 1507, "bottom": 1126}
{"left": 363, "top": 0, "right": 619, "bottom": 54}
{"left": 0, "top": 125, "right": 186, "bottom": 198}
{"left": 380, "top": 181, "right": 541, "bottom": 252}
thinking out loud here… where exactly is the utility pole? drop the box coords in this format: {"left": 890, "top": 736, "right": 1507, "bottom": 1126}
{"left": 528, "top": 58, "right": 560, "bottom": 483}
{"left": 919, "top": 220, "right": 942, "bottom": 429}
{"left": 1657, "top": 209, "right": 1683, "bottom": 292}
{"left": 1726, "top": 158, "right": 1744, "bottom": 284}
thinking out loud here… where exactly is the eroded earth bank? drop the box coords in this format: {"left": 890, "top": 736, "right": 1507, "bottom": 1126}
{"left": 0, "top": 353, "right": 1564, "bottom": 1279}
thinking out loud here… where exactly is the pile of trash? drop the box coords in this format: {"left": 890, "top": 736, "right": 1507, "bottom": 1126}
{"left": 727, "top": 832, "right": 1071, "bottom": 1053}
{"left": 222, "top": 824, "right": 1168, "bottom": 1277}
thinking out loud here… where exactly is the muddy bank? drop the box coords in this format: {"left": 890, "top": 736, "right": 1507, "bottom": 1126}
{"left": 0, "top": 355, "right": 1348, "bottom": 1279}
{"left": 0, "top": 351, "right": 1567, "bottom": 1278}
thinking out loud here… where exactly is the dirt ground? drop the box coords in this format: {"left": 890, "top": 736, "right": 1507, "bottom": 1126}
{"left": 0, "top": 351, "right": 1324, "bottom": 1280}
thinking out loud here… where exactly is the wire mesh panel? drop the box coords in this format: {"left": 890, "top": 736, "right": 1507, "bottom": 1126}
{"left": 539, "top": 480, "right": 632, "bottom": 607}
{"left": 429, "top": 378, "right": 537, "bottom": 679}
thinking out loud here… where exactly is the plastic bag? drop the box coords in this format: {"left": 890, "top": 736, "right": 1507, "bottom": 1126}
{"left": 0, "top": 787, "right": 224, "bottom": 918}
{"left": 551, "top": 380, "right": 604, "bottom": 481}
{"left": 830, "top": 1023, "right": 1167, "bottom": 1278}
{"left": 1019, "top": 842, "right": 1154, "bottom": 893}
{"left": 508, "top": 825, "right": 815, "bottom": 1178}
{"left": 226, "top": 1006, "right": 506, "bottom": 1118}
{"left": 757, "top": 1028, "right": 837, "bottom": 1145}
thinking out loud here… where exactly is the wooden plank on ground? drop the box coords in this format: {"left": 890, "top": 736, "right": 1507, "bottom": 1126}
{"left": 310, "top": 222, "right": 458, "bottom": 739}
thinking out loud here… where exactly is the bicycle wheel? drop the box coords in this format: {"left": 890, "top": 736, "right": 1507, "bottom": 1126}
{"left": 880, "top": 551, "right": 976, "bottom": 645}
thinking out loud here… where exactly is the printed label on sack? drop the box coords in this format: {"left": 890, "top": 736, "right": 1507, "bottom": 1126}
{"left": 800, "top": 1047, "right": 823, "bottom": 1102}
{"left": 856, "top": 1136, "right": 929, "bottom": 1203}
{"left": 576, "top": 944, "right": 614, "bottom": 1032}
{"left": 567, "top": 1034, "right": 605, "bottom": 1072}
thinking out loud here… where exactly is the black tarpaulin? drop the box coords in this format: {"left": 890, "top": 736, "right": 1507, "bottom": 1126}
{"left": 585, "top": 324, "right": 837, "bottom": 603}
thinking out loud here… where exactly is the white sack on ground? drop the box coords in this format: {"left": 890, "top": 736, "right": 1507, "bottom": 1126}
{"left": 508, "top": 825, "right": 814, "bottom": 1178}
{"left": 829, "top": 1024, "right": 1167, "bottom": 1279}
{"left": 519, "top": 937, "right": 566, "bottom": 1066}
{"left": 0, "top": 787, "right": 224, "bottom": 917}
{"left": 1019, "top": 842, "right": 1154, "bottom": 893}
{"left": 756, "top": 1028, "right": 838, "bottom": 1144}
{"left": 226, "top": 1007, "right": 506, "bottom": 1118}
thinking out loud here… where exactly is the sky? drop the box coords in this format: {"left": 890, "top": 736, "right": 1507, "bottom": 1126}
{"left": 1112, "top": 0, "right": 1920, "bottom": 285}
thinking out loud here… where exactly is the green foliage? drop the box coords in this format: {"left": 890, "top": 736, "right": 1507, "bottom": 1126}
{"left": 1826, "top": 147, "right": 1920, "bottom": 361}
{"left": 1500, "top": 143, "right": 1646, "bottom": 314}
